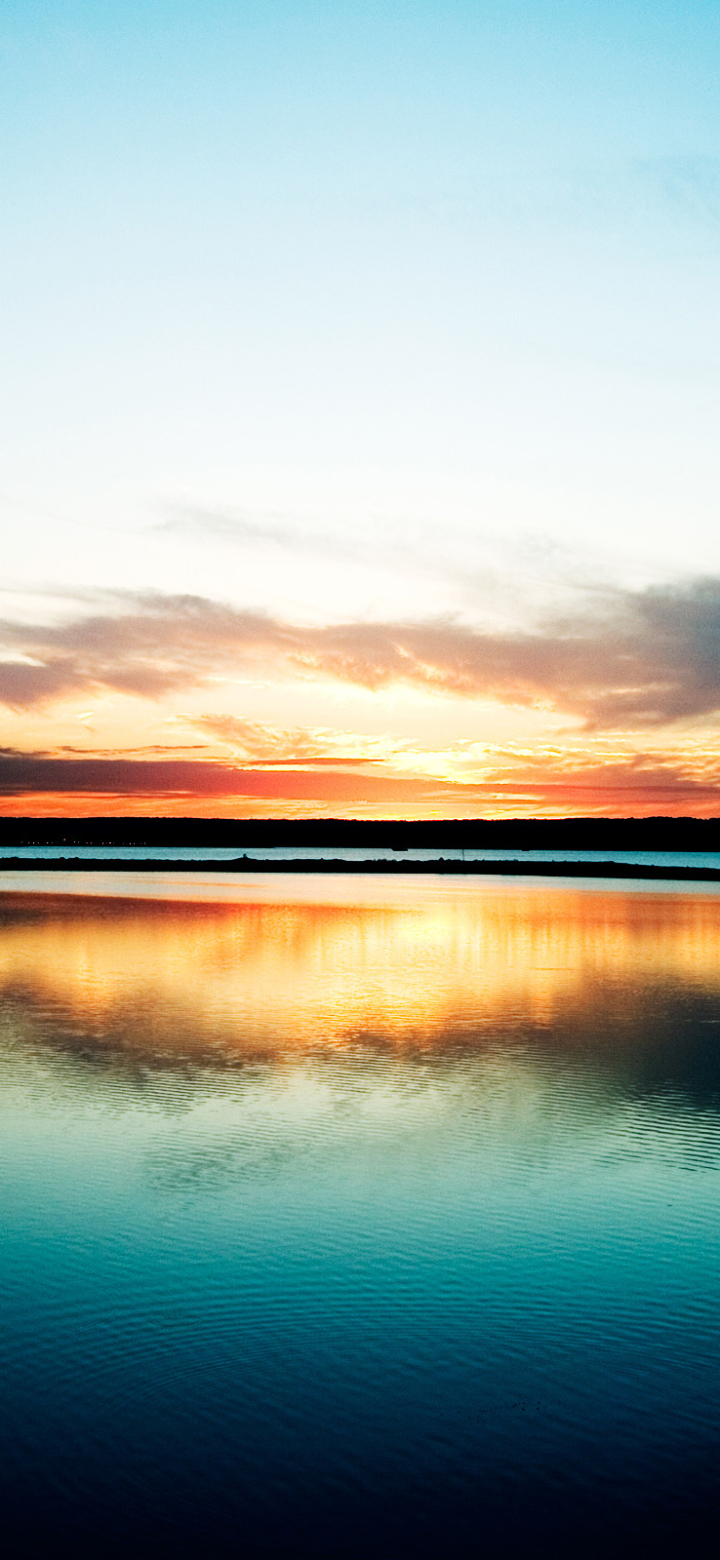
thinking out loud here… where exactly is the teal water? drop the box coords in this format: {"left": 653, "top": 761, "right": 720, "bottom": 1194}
{"left": 2, "top": 843, "right": 720, "bottom": 869}
{"left": 1, "top": 877, "right": 720, "bottom": 1556}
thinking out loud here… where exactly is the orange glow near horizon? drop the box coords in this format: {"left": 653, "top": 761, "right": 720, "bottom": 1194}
{"left": 2, "top": 790, "right": 720, "bottom": 821}
{"left": 4, "top": 701, "right": 720, "bottom": 821}
{"left": 3, "top": 880, "right": 720, "bottom": 1062}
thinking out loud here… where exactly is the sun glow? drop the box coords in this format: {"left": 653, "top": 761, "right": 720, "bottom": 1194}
{"left": 3, "top": 882, "right": 720, "bottom": 1062}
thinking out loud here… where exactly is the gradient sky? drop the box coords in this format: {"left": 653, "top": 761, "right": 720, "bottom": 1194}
{"left": 2, "top": 0, "right": 720, "bottom": 817}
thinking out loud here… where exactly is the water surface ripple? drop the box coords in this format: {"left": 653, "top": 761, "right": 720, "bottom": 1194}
{"left": 1, "top": 879, "right": 720, "bottom": 1556}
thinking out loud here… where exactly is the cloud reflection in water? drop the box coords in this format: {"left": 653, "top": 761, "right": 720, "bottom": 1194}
{"left": 1, "top": 880, "right": 720, "bottom": 1557}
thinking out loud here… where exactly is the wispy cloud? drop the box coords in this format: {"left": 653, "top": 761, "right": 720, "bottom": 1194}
{"left": 452, "top": 156, "right": 720, "bottom": 244}
{"left": 157, "top": 507, "right": 355, "bottom": 558}
{"left": 568, "top": 156, "right": 720, "bottom": 237}
{"left": 3, "top": 578, "right": 720, "bottom": 729}
{"left": 194, "top": 714, "right": 382, "bottom": 765}
{"left": 156, "top": 503, "right": 458, "bottom": 588}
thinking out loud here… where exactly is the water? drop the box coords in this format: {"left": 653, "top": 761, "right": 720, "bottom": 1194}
{"left": 2, "top": 842, "right": 720, "bottom": 871}
{"left": 1, "top": 876, "right": 720, "bottom": 1556}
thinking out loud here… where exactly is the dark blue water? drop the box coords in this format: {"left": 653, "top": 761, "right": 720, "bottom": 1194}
{"left": 1, "top": 878, "right": 719, "bottom": 1556}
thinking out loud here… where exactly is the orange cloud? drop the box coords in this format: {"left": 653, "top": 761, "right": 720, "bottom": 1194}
{"left": 2, "top": 748, "right": 720, "bottom": 819}
{"left": 1, "top": 577, "right": 720, "bottom": 728}
{"left": 4, "top": 580, "right": 720, "bottom": 817}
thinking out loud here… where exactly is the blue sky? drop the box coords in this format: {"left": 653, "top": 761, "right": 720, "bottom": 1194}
{"left": 2, "top": 2, "right": 720, "bottom": 815}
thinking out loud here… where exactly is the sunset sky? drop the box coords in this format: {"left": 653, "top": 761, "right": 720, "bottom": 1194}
{"left": 3, "top": 0, "right": 720, "bottom": 818}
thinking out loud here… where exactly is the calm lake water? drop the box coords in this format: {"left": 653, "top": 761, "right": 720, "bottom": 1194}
{"left": 2, "top": 844, "right": 720, "bottom": 870}
{"left": 1, "top": 874, "right": 720, "bottom": 1556}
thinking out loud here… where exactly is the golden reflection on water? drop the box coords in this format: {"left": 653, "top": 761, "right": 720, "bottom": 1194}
{"left": 2, "top": 879, "right": 720, "bottom": 1063}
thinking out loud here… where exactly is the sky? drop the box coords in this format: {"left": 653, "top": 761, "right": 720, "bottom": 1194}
{"left": 2, "top": 0, "right": 720, "bottom": 818}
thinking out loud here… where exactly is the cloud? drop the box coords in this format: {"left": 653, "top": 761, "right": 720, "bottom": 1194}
{"left": 605, "top": 156, "right": 720, "bottom": 238}
{"left": 0, "top": 751, "right": 476, "bottom": 806}
{"left": 0, "top": 595, "right": 283, "bottom": 707}
{"left": 3, "top": 577, "right": 720, "bottom": 728}
{"left": 492, "top": 156, "right": 720, "bottom": 243}
{"left": 1, "top": 747, "right": 720, "bottom": 820}
{"left": 158, "top": 507, "right": 351, "bottom": 557}
{"left": 482, "top": 755, "right": 720, "bottom": 811}
{"left": 157, "top": 503, "right": 448, "bottom": 587}
{"left": 194, "top": 714, "right": 380, "bottom": 765}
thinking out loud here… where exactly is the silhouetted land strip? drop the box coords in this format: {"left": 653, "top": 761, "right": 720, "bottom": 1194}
{"left": 4, "top": 857, "right": 720, "bottom": 881}
{"left": 3, "top": 817, "right": 720, "bottom": 851}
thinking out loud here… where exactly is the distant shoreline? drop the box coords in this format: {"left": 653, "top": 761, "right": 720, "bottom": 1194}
{"left": 2, "top": 816, "right": 720, "bottom": 853}
{"left": 4, "top": 856, "right": 720, "bottom": 882}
